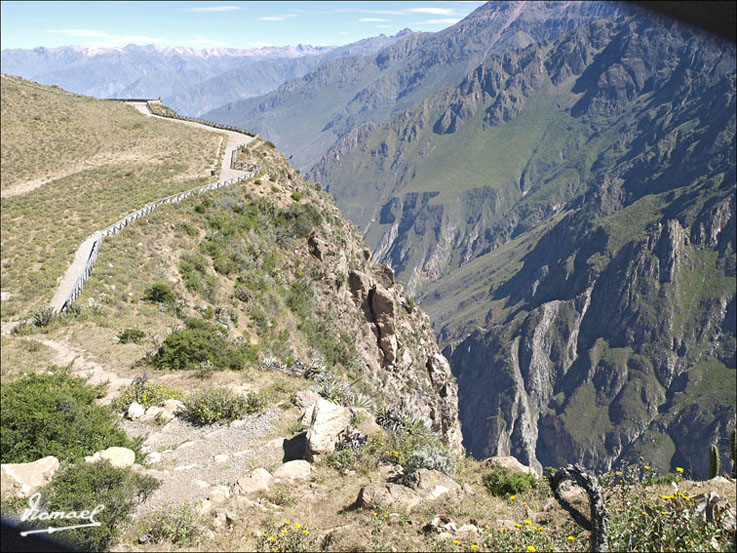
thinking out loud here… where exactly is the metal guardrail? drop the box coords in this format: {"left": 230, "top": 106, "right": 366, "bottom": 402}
{"left": 59, "top": 167, "right": 261, "bottom": 311}
{"left": 145, "top": 101, "right": 257, "bottom": 137}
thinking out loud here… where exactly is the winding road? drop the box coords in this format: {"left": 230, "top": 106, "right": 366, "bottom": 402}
{"left": 46, "top": 103, "right": 257, "bottom": 312}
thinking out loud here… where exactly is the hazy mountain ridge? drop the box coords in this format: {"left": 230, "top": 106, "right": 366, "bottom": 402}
{"left": 0, "top": 36, "right": 404, "bottom": 116}
{"left": 205, "top": 1, "right": 624, "bottom": 168}
{"left": 163, "top": 32, "right": 410, "bottom": 116}
{"left": 309, "top": 14, "right": 736, "bottom": 478}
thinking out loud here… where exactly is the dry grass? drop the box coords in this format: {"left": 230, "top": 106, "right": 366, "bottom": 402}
{"left": 0, "top": 75, "right": 225, "bottom": 318}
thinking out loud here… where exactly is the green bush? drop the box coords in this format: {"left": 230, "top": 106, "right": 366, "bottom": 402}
{"left": 265, "top": 140, "right": 276, "bottom": 149}
{"left": 117, "top": 328, "right": 145, "bottom": 344}
{"left": 181, "top": 388, "right": 250, "bottom": 425}
{"left": 138, "top": 503, "right": 206, "bottom": 545}
{"left": 326, "top": 448, "right": 357, "bottom": 472}
{"left": 405, "top": 444, "right": 457, "bottom": 477}
{"left": 1, "top": 368, "right": 139, "bottom": 463}
{"left": 291, "top": 191, "right": 303, "bottom": 201}
{"left": 12, "top": 461, "right": 159, "bottom": 552}
{"left": 142, "top": 282, "right": 176, "bottom": 304}
{"left": 152, "top": 318, "right": 252, "bottom": 371}
{"left": 110, "top": 381, "right": 186, "bottom": 411}
{"left": 483, "top": 462, "right": 539, "bottom": 497}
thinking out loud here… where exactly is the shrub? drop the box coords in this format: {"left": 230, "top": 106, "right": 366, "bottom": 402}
{"left": 265, "top": 140, "right": 276, "bottom": 149}
{"left": 291, "top": 191, "right": 303, "bottom": 201}
{"left": 483, "top": 462, "right": 539, "bottom": 497}
{"left": 117, "top": 328, "right": 145, "bottom": 344}
{"left": 32, "top": 307, "right": 56, "bottom": 328}
{"left": 12, "top": 460, "right": 159, "bottom": 552}
{"left": 405, "top": 444, "right": 457, "bottom": 477}
{"left": 138, "top": 503, "right": 206, "bottom": 545}
{"left": 181, "top": 388, "right": 249, "bottom": 425}
{"left": 1, "top": 368, "right": 138, "bottom": 463}
{"left": 142, "top": 282, "right": 176, "bottom": 305}
{"left": 326, "top": 448, "right": 357, "bottom": 472}
{"left": 110, "top": 381, "right": 185, "bottom": 411}
{"left": 152, "top": 318, "right": 250, "bottom": 371}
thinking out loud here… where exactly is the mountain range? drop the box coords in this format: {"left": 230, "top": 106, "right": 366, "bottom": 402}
{"left": 0, "top": 33, "right": 407, "bottom": 116}
{"left": 205, "top": 1, "right": 735, "bottom": 478}
{"left": 2, "top": 1, "right": 735, "bottom": 480}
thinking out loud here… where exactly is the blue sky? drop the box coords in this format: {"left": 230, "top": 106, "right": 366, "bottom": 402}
{"left": 0, "top": 1, "right": 487, "bottom": 50}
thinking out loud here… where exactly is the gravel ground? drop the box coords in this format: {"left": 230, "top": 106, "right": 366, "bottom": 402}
{"left": 127, "top": 407, "right": 286, "bottom": 515}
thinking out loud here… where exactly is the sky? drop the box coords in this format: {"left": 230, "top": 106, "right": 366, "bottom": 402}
{"left": 0, "top": 1, "right": 487, "bottom": 50}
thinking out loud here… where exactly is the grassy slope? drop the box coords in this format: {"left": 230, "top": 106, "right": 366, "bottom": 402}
{"left": 0, "top": 75, "right": 224, "bottom": 319}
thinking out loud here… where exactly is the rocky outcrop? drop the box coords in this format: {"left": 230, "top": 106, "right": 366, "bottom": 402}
{"left": 305, "top": 399, "right": 352, "bottom": 461}
{"left": 1, "top": 456, "right": 60, "bottom": 499}
{"left": 233, "top": 468, "right": 273, "bottom": 495}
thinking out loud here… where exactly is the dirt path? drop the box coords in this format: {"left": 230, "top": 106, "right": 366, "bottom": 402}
{"left": 125, "top": 101, "right": 254, "bottom": 182}
{"left": 39, "top": 337, "right": 132, "bottom": 403}
{"left": 45, "top": 105, "right": 256, "bottom": 313}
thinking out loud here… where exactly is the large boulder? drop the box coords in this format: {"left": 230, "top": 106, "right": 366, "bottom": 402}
{"left": 1, "top": 456, "right": 60, "bottom": 499}
{"left": 293, "top": 390, "right": 321, "bottom": 411}
{"left": 84, "top": 447, "right": 136, "bottom": 468}
{"left": 405, "top": 469, "right": 463, "bottom": 501}
{"left": 232, "top": 468, "right": 273, "bottom": 495}
{"left": 273, "top": 460, "right": 312, "bottom": 481}
{"left": 127, "top": 402, "right": 145, "bottom": 420}
{"left": 357, "top": 483, "right": 423, "bottom": 511}
{"left": 305, "top": 399, "right": 351, "bottom": 461}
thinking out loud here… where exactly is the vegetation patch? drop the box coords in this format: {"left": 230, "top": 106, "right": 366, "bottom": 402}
{"left": 8, "top": 460, "right": 159, "bottom": 552}
{"left": 0, "top": 367, "right": 138, "bottom": 463}
{"left": 181, "top": 387, "right": 263, "bottom": 425}
{"left": 483, "top": 462, "right": 541, "bottom": 497}
{"left": 152, "top": 318, "right": 257, "bottom": 371}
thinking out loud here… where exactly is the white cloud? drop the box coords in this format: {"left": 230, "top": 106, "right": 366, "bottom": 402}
{"left": 358, "top": 17, "right": 390, "bottom": 22}
{"left": 408, "top": 7, "right": 456, "bottom": 15}
{"left": 44, "top": 29, "right": 165, "bottom": 45}
{"left": 183, "top": 35, "right": 226, "bottom": 47}
{"left": 186, "top": 6, "right": 241, "bottom": 13}
{"left": 258, "top": 14, "right": 298, "bottom": 21}
{"left": 419, "top": 18, "right": 461, "bottom": 24}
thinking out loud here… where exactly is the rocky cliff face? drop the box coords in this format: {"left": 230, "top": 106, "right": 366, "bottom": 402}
{"left": 311, "top": 15, "right": 736, "bottom": 478}
{"left": 206, "top": 1, "right": 623, "bottom": 168}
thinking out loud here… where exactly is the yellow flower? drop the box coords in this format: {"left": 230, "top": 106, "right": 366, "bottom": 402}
{"left": 678, "top": 492, "right": 691, "bottom": 501}
{"left": 641, "top": 511, "right": 648, "bottom": 516}
{"left": 676, "top": 467, "right": 684, "bottom": 473}
{"left": 392, "top": 450, "right": 399, "bottom": 455}
{"left": 383, "top": 514, "right": 388, "bottom": 518}
{"left": 295, "top": 523, "right": 301, "bottom": 529}
{"left": 282, "top": 529, "right": 287, "bottom": 534}
{"left": 514, "top": 523, "right": 523, "bottom": 528}
{"left": 284, "top": 521, "right": 290, "bottom": 526}
{"left": 662, "top": 495, "right": 675, "bottom": 500}
{"left": 269, "top": 536, "right": 275, "bottom": 541}
{"left": 644, "top": 465, "right": 651, "bottom": 470}
{"left": 372, "top": 512, "right": 378, "bottom": 517}
{"left": 471, "top": 546, "right": 479, "bottom": 550}
{"left": 568, "top": 536, "right": 576, "bottom": 541}
{"left": 661, "top": 511, "right": 668, "bottom": 515}
{"left": 509, "top": 495, "right": 516, "bottom": 500}
{"left": 453, "top": 540, "right": 460, "bottom": 545}
{"left": 485, "top": 525, "right": 490, "bottom": 530}
{"left": 527, "top": 547, "right": 536, "bottom": 552}
{"left": 303, "top": 530, "right": 309, "bottom": 535}
{"left": 524, "top": 520, "right": 532, "bottom": 525}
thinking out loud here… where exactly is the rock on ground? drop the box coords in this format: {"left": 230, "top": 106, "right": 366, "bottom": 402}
{"left": 1, "top": 456, "right": 60, "bottom": 499}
